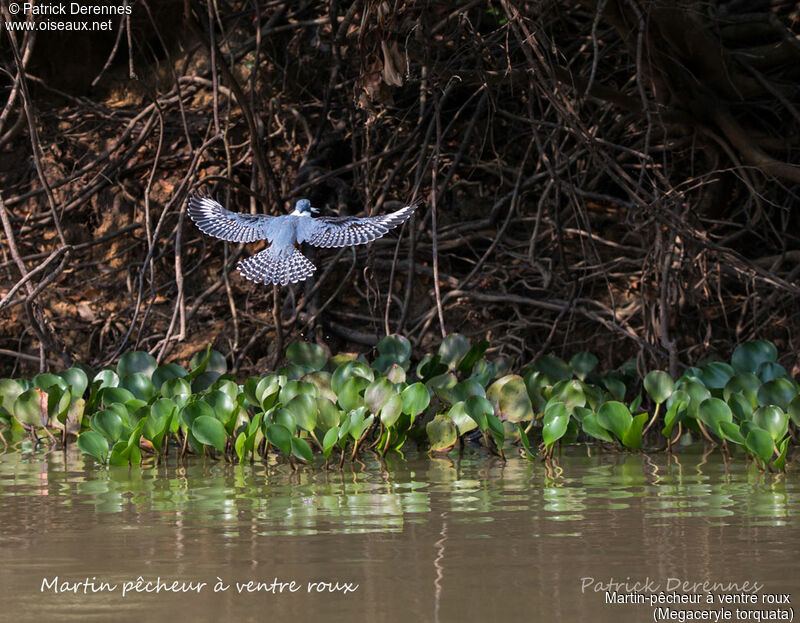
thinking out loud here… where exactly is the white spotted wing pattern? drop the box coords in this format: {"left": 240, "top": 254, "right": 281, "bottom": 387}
{"left": 188, "top": 193, "right": 416, "bottom": 286}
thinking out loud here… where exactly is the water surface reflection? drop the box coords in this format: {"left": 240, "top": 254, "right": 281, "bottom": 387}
{"left": 0, "top": 446, "right": 796, "bottom": 621}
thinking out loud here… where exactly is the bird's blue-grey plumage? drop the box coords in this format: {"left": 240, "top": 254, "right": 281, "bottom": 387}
{"left": 188, "top": 193, "right": 417, "bottom": 286}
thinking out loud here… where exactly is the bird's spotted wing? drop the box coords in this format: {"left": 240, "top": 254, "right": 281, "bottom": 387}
{"left": 187, "top": 193, "right": 275, "bottom": 243}
{"left": 298, "top": 204, "right": 417, "bottom": 249}
{"left": 238, "top": 247, "right": 316, "bottom": 286}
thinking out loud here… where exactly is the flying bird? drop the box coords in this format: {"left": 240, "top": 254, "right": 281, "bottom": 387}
{"left": 187, "top": 193, "right": 417, "bottom": 286}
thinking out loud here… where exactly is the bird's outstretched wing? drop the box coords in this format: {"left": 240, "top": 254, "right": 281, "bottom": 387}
{"left": 187, "top": 193, "right": 276, "bottom": 243}
{"left": 298, "top": 204, "right": 417, "bottom": 249}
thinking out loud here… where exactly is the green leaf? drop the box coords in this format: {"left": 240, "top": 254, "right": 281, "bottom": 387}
{"left": 280, "top": 379, "right": 317, "bottom": 405}
{"left": 756, "top": 378, "right": 796, "bottom": 411}
{"left": 744, "top": 427, "right": 775, "bottom": 463}
{"left": 401, "top": 383, "right": 430, "bottom": 419}
{"left": 377, "top": 334, "right": 412, "bottom": 360}
{"left": 33, "top": 372, "right": 67, "bottom": 391}
{"left": 602, "top": 374, "right": 627, "bottom": 401}
{"left": 446, "top": 401, "right": 478, "bottom": 435}
{"left": 426, "top": 372, "right": 457, "bottom": 403}
{"left": 120, "top": 373, "right": 156, "bottom": 402}
{"left": 255, "top": 375, "right": 281, "bottom": 410}
{"left": 365, "top": 377, "right": 395, "bottom": 415}
{"left": 464, "top": 395, "right": 493, "bottom": 431}
{"left": 316, "top": 397, "right": 342, "bottom": 431}
{"left": 644, "top": 370, "right": 673, "bottom": 404}
{"left": 572, "top": 406, "right": 592, "bottom": 422}
{"left": 143, "top": 398, "right": 176, "bottom": 451}
{"left": 597, "top": 401, "right": 632, "bottom": 441}
{"left": 719, "top": 421, "right": 746, "bottom": 445}
{"left": 542, "top": 401, "right": 569, "bottom": 451}
{"left": 62, "top": 397, "right": 85, "bottom": 435}
{"left": 731, "top": 340, "right": 777, "bottom": 374}
{"left": 534, "top": 354, "right": 573, "bottom": 382}
{"left": 151, "top": 364, "right": 187, "bottom": 391}
{"left": 723, "top": 373, "right": 760, "bottom": 405}
{"left": 788, "top": 396, "right": 800, "bottom": 427}
{"left": 724, "top": 393, "right": 750, "bottom": 423}
{"left": 621, "top": 412, "right": 648, "bottom": 450}
{"left": 161, "top": 378, "right": 192, "bottom": 399}
{"left": 379, "top": 393, "right": 403, "bottom": 428}
{"left": 438, "top": 334, "right": 471, "bottom": 371}
{"left": 100, "top": 386, "right": 136, "bottom": 408}
{"left": 752, "top": 406, "right": 788, "bottom": 441}
{"left": 14, "top": 388, "right": 47, "bottom": 427}
{"left": 322, "top": 426, "right": 339, "bottom": 459}
{"left": 244, "top": 412, "right": 263, "bottom": 456}
{"left": 93, "top": 369, "right": 119, "bottom": 389}
{"left": 286, "top": 341, "right": 328, "bottom": 371}
{"left": 374, "top": 335, "right": 412, "bottom": 372}
{"left": 450, "top": 378, "right": 485, "bottom": 404}
{"left": 117, "top": 351, "right": 157, "bottom": 378}
{"left": 302, "top": 372, "right": 336, "bottom": 402}
{"left": 204, "top": 390, "right": 236, "bottom": 425}
{"left": 486, "top": 412, "right": 505, "bottom": 448}
{"left": 77, "top": 431, "right": 109, "bottom": 463}
{"left": 276, "top": 363, "right": 307, "bottom": 380}
{"left": 426, "top": 415, "right": 458, "bottom": 452}
{"left": 191, "top": 371, "right": 221, "bottom": 392}
{"left": 271, "top": 408, "right": 296, "bottom": 432}
{"left": 697, "top": 398, "right": 732, "bottom": 438}
{"left": 192, "top": 416, "right": 227, "bottom": 452}
{"left": 243, "top": 376, "right": 263, "bottom": 407}
{"left": 128, "top": 444, "right": 142, "bottom": 467}
{"left": 234, "top": 432, "right": 247, "bottom": 461}
{"left": 345, "top": 409, "right": 372, "bottom": 442}
{"left": 384, "top": 364, "right": 406, "bottom": 383}
{"left": 47, "top": 387, "right": 72, "bottom": 424}
{"left": 757, "top": 362, "right": 788, "bottom": 383}
{"left": 338, "top": 376, "right": 369, "bottom": 412}
{"left": 286, "top": 394, "right": 317, "bottom": 431}
{"left": 698, "top": 362, "right": 734, "bottom": 389}
{"left": 772, "top": 437, "right": 789, "bottom": 472}
{"left": 486, "top": 375, "right": 533, "bottom": 422}
{"left": 290, "top": 437, "right": 314, "bottom": 462}
{"left": 581, "top": 412, "right": 614, "bottom": 443}
{"left": 680, "top": 379, "right": 711, "bottom": 419}
{"left": 551, "top": 379, "right": 586, "bottom": 411}
{"left": 569, "top": 352, "right": 598, "bottom": 381}
{"left": 469, "top": 359, "right": 494, "bottom": 387}
{"left": 457, "top": 340, "right": 489, "bottom": 377}
{"left": 190, "top": 347, "right": 227, "bottom": 376}
{"left": 331, "top": 361, "right": 374, "bottom": 394}
{"left": 179, "top": 401, "right": 215, "bottom": 429}
{"left": 89, "top": 409, "right": 125, "bottom": 442}
{"left": 60, "top": 367, "right": 89, "bottom": 397}
{"left": 108, "top": 440, "right": 131, "bottom": 466}
{"left": 265, "top": 424, "right": 293, "bottom": 456}
{"left": 661, "top": 395, "right": 686, "bottom": 439}
{"left": 416, "top": 354, "right": 448, "bottom": 382}
{"left": 0, "top": 379, "right": 25, "bottom": 417}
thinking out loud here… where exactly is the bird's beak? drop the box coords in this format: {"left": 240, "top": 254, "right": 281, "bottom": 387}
{"left": 311, "top": 207, "right": 320, "bottom": 214}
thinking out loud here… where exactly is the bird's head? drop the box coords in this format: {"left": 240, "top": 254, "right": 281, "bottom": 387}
{"left": 292, "top": 199, "right": 319, "bottom": 216}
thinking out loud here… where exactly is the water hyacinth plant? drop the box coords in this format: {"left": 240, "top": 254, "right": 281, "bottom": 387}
{"left": 0, "top": 336, "right": 796, "bottom": 471}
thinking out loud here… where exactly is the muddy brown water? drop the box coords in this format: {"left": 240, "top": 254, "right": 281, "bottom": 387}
{"left": 0, "top": 446, "right": 797, "bottom": 622}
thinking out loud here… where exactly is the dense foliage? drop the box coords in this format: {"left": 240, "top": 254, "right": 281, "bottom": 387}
{"left": 1, "top": 1, "right": 798, "bottom": 379}
{"left": 0, "top": 336, "right": 796, "bottom": 471}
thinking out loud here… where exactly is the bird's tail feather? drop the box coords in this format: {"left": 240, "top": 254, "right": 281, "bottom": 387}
{"left": 237, "top": 247, "right": 316, "bottom": 286}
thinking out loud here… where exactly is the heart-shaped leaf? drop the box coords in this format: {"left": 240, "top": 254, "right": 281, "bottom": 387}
{"left": 192, "top": 415, "right": 227, "bottom": 452}
{"left": 77, "top": 431, "right": 109, "bottom": 464}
